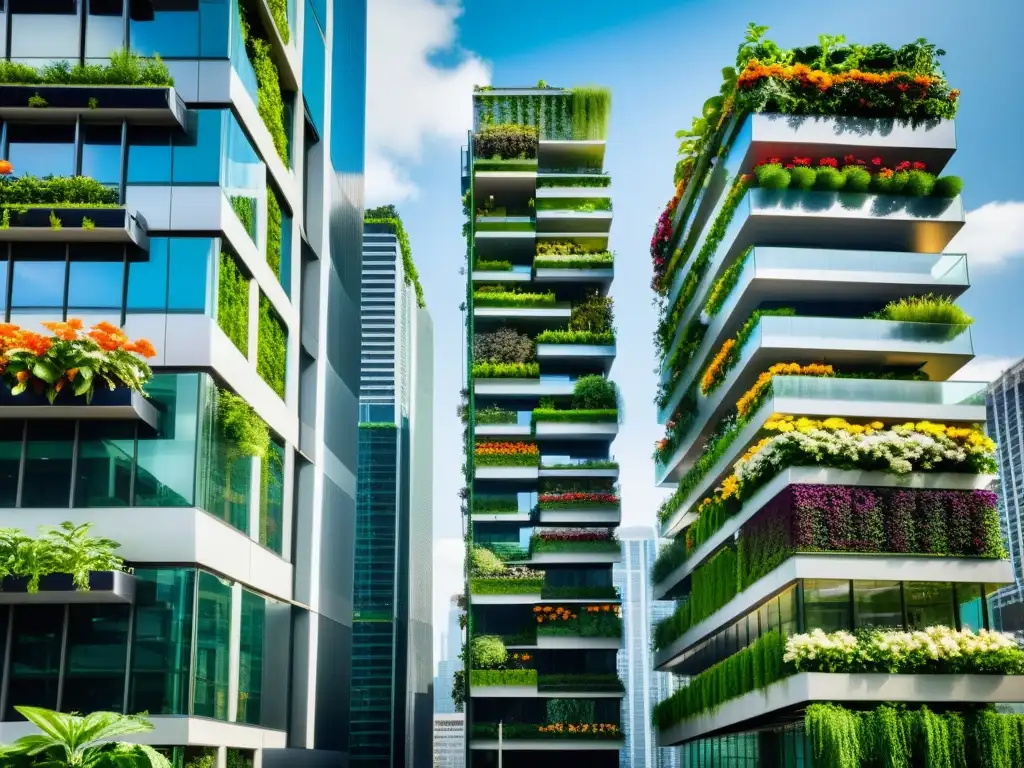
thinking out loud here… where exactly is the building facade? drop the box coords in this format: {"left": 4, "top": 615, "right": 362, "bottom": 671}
{"left": 434, "top": 713, "right": 466, "bottom": 768}
{"left": 646, "top": 30, "right": 1019, "bottom": 766}
{"left": 463, "top": 85, "right": 622, "bottom": 766}
{"left": 351, "top": 213, "right": 433, "bottom": 767}
{"left": 435, "top": 596, "right": 465, "bottom": 716}
{"left": 614, "top": 528, "right": 681, "bottom": 768}
{"left": 0, "top": 0, "right": 367, "bottom": 765}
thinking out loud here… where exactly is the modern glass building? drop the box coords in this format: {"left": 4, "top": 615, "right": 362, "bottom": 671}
{"left": 350, "top": 213, "right": 434, "bottom": 767}
{"left": 435, "top": 595, "right": 465, "bottom": 716}
{"left": 614, "top": 528, "right": 681, "bottom": 768}
{"left": 646, "top": 31, "right": 1021, "bottom": 766}
{"left": 0, "top": 0, "right": 367, "bottom": 765}
{"left": 463, "top": 85, "right": 623, "bottom": 766}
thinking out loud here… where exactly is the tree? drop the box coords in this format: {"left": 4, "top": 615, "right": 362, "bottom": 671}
{"left": 0, "top": 707, "right": 170, "bottom": 767}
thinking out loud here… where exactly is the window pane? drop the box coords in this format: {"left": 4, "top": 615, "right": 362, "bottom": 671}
{"left": 279, "top": 205, "right": 292, "bottom": 296}
{"left": 172, "top": 109, "right": 222, "bottom": 184}
{"left": 85, "top": 0, "right": 125, "bottom": 61}
{"left": 127, "top": 237, "right": 169, "bottom": 311}
{"left": 0, "top": 259, "right": 7, "bottom": 313}
{"left": 779, "top": 586, "right": 797, "bottom": 636}
{"left": 21, "top": 420, "right": 74, "bottom": 508}
{"left": 199, "top": 0, "right": 230, "bottom": 58}
{"left": 127, "top": 126, "right": 172, "bottom": 184}
{"left": 130, "top": 567, "right": 195, "bottom": 715}
{"left": 198, "top": 386, "right": 251, "bottom": 534}
{"left": 259, "top": 439, "right": 284, "bottom": 554}
{"left": 81, "top": 125, "right": 123, "bottom": 186}
{"left": 802, "top": 579, "right": 850, "bottom": 633}
{"left": 135, "top": 374, "right": 199, "bottom": 507}
{"left": 62, "top": 603, "right": 131, "bottom": 713}
{"left": 5, "top": 605, "right": 64, "bottom": 719}
{"left": 905, "top": 581, "right": 955, "bottom": 630}
{"left": 10, "top": 5, "right": 81, "bottom": 65}
{"left": 302, "top": 0, "right": 325, "bottom": 137}
{"left": 237, "top": 590, "right": 265, "bottom": 725}
{"left": 167, "top": 238, "right": 215, "bottom": 312}
{"left": 74, "top": 421, "right": 134, "bottom": 507}
{"left": 193, "top": 571, "right": 231, "bottom": 720}
{"left": 0, "top": 422, "right": 22, "bottom": 507}
{"left": 7, "top": 124, "right": 75, "bottom": 178}
{"left": 130, "top": 2, "right": 199, "bottom": 58}
{"left": 68, "top": 258, "right": 125, "bottom": 311}
{"left": 853, "top": 581, "right": 903, "bottom": 630}
{"left": 11, "top": 259, "right": 66, "bottom": 310}
{"left": 957, "top": 583, "right": 985, "bottom": 632}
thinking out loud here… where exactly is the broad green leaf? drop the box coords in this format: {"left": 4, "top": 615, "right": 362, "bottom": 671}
{"left": 10, "top": 381, "right": 27, "bottom": 396}
{"left": 31, "top": 360, "right": 60, "bottom": 384}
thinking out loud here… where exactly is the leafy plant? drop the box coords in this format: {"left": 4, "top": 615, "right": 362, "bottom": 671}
{"left": 88, "top": 97, "right": 99, "bottom": 110}
{"left": 537, "top": 175, "right": 611, "bottom": 188}
{"left": 572, "top": 375, "right": 618, "bottom": 410}
{"left": 266, "top": 185, "right": 283, "bottom": 279}
{"left": 48, "top": 210, "right": 61, "bottom": 230}
{"left": 217, "top": 389, "right": 270, "bottom": 459}
{"left": 0, "top": 707, "right": 170, "bottom": 767}
{"left": 472, "top": 361, "right": 539, "bottom": 378}
{"left": 217, "top": 252, "right": 250, "bottom": 356}
{"left": 569, "top": 291, "right": 613, "bottom": 333}
{"left": 474, "top": 327, "right": 534, "bottom": 364}
{"left": 535, "top": 329, "right": 614, "bottom": 345}
{"left": 257, "top": 295, "right": 287, "bottom": 399}
{"left": 81, "top": 216, "right": 95, "bottom": 231}
{"left": 27, "top": 93, "right": 48, "bottom": 108}
{"left": 874, "top": 294, "right": 973, "bottom": 326}
{"left": 570, "top": 86, "right": 612, "bottom": 140}
{"left": 534, "top": 251, "right": 614, "bottom": 269}
{"left": 44, "top": 522, "right": 123, "bottom": 591}
{"left": 474, "top": 258, "right": 513, "bottom": 271}
{"left": 470, "top": 634, "right": 508, "bottom": 668}
{"left": 238, "top": 3, "right": 288, "bottom": 165}
{"left": 473, "top": 287, "right": 555, "bottom": 307}
{"left": 474, "top": 405, "right": 517, "bottom": 424}
{"left": 267, "top": 0, "right": 290, "bottom": 42}
{"left": 532, "top": 408, "right": 617, "bottom": 424}
{"left": 474, "top": 123, "right": 539, "bottom": 159}
{"left": 0, "top": 174, "right": 118, "bottom": 207}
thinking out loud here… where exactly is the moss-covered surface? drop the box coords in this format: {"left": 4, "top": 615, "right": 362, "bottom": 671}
{"left": 266, "top": 185, "right": 282, "bottom": 279}
{"left": 257, "top": 293, "right": 287, "bottom": 399}
{"left": 239, "top": 1, "right": 289, "bottom": 166}
{"left": 218, "top": 252, "right": 250, "bottom": 356}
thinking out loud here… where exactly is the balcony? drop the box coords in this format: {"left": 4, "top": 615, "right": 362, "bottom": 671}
{"left": 0, "top": 571, "right": 135, "bottom": 605}
{"left": 475, "top": 423, "right": 532, "bottom": 438}
{"left": 657, "top": 318, "right": 978, "bottom": 486}
{"left": 0, "top": 386, "right": 160, "bottom": 431}
{"left": 475, "top": 216, "right": 536, "bottom": 260}
{"left": 473, "top": 304, "right": 572, "bottom": 331}
{"left": 536, "top": 343, "right": 616, "bottom": 375}
{"left": 534, "top": 421, "right": 619, "bottom": 440}
{"left": 536, "top": 208, "right": 613, "bottom": 235}
{"left": 658, "top": 247, "right": 971, "bottom": 418}
{"left": 0, "top": 206, "right": 149, "bottom": 251}
{"left": 538, "top": 139, "right": 606, "bottom": 170}
{"left": 539, "top": 465, "right": 619, "bottom": 480}
{"left": 533, "top": 264, "right": 614, "bottom": 291}
{"left": 474, "top": 170, "right": 537, "bottom": 200}
{"left": 0, "top": 84, "right": 188, "bottom": 130}
{"left": 737, "top": 114, "right": 957, "bottom": 176}
{"left": 658, "top": 673, "right": 1024, "bottom": 747}
{"left": 474, "top": 378, "right": 577, "bottom": 398}
{"left": 472, "top": 266, "right": 532, "bottom": 284}
{"left": 538, "top": 506, "right": 621, "bottom": 526}
{"left": 518, "top": 550, "right": 621, "bottom": 566}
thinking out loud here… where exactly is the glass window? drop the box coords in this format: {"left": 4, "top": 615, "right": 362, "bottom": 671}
{"left": 126, "top": 127, "right": 172, "bottom": 184}
{"left": 957, "top": 583, "right": 985, "bottom": 632}
{"left": 0, "top": 258, "right": 8, "bottom": 314}
{"left": 130, "top": 0, "right": 199, "bottom": 59}
{"left": 779, "top": 586, "right": 797, "bottom": 636}
{"left": 127, "top": 237, "right": 169, "bottom": 311}
{"left": 279, "top": 205, "right": 293, "bottom": 296}
{"left": 10, "top": 2, "right": 81, "bottom": 65}
{"left": 81, "top": 125, "right": 123, "bottom": 186}
{"left": 193, "top": 571, "right": 231, "bottom": 720}
{"left": 853, "top": 581, "right": 903, "bottom": 630}
{"left": 302, "top": 0, "right": 326, "bottom": 138}
{"left": 21, "top": 420, "right": 74, "bottom": 508}
{"left": 259, "top": 439, "right": 285, "bottom": 555}
{"left": 802, "top": 579, "right": 851, "bottom": 633}
{"left": 198, "top": 386, "right": 252, "bottom": 534}
{"left": 68, "top": 258, "right": 126, "bottom": 311}
{"left": 130, "top": 567, "right": 196, "bottom": 715}
{"left": 5, "top": 605, "right": 64, "bottom": 719}
{"left": 199, "top": 0, "right": 230, "bottom": 58}
{"left": 237, "top": 590, "right": 265, "bottom": 725}
{"left": 0, "top": 422, "right": 22, "bottom": 507}
{"left": 7, "top": 124, "right": 75, "bottom": 179}
{"left": 134, "top": 374, "right": 199, "bottom": 508}
{"left": 74, "top": 421, "right": 135, "bottom": 507}
{"left": 11, "top": 258, "right": 67, "bottom": 311}
{"left": 172, "top": 110, "right": 222, "bottom": 184}
{"left": 61, "top": 603, "right": 131, "bottom": 713}
{"left": 167, "top": 238, "right": 215, "bottom": 312}
{"left": 905, "top": 581, "right": 955, "bottom": 629}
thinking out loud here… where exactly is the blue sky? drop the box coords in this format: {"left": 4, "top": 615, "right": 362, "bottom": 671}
{"left": 364, "top": 0, "right": 1024, "bottom": 666}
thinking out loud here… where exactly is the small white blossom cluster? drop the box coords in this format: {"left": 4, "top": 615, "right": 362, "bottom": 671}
{"left": 784, "top": 626, "right": 1023, "bottom": 674}
{"left": 737, "top": 426, "right": 972, "bottom": 483}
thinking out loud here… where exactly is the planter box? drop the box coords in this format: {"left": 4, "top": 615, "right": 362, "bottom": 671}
{"left": 534, "top": 421, "right": 618, "bottom": 440}
{"left": 0, "top": 206, "right": 148, "bottom": 252}
{"left": 471, "top": 738, "right": 623, "bottom": 751}
{"left": 474, "top": 465, "right": 540, "bottom": 481}
{"left": 0, "top": 84, "right": 187, "bottom": 130}
{"left": 538, "top": 506, "right": 621, "bottom": 526}
{"left": 0, "top": 386, "right": 159, "bottom": 431}
{"left": 0, "top": 570, "right": 135, "bottom": 604}
{"left": 535, "top": 634, "right": 622, "bottom": 650}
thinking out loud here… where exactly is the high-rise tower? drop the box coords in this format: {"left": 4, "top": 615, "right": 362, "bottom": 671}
{"left": 647, "top": 27, "right": 1023, "bottom": 765}
{"left": 0, "top": 1, "right": 367, "bottom": 764}
{"left": 462, "top": 85, "right": 623, "bottom": 766}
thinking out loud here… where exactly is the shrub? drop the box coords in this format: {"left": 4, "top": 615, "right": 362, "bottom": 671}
{"left": 472, "top": 361, "right": 539, "bottom": 378}
{"left": 217, "top": 252, "right": 249, "bottom": 356}
{"left": 470, "top": 635, "right": 508, "bottom": 668}
{"left": 904, "top": 169, "right": 937, "bottom": 197}
{"left": 470, "top": 546, "right": 505, "bottom": 576}
{"left": 814, "top": 165, "right": 846, "bottom": 191}
{"left": 535, "top": 329, "right": 614, "bottom": 345}
{"left": 471, "top": 669, "right": 537, "bottom": 686}
{"left": 569, "top": 291, "right": 613, "bottom": 333}
{"left": 475, "top": 124, "right": 539, "bottom": 159}
{"left": 475, "top": 259, "right": 512, "bottom": 271}
{"left": 474, "top": 327, "right": 534, "bottom": 364}
{"left": 842, "top": 165, "right": 872, "bottom": 192}
{"left": 933, "top": 175, "right": 963, "bottom": 198}
{"left": 572, "top": 375, "right": 618, "bottom": 410}
{"left": 789, "top": 165, "right": 817, "bottom": 190}
{"left": 473, "top": 288, "right": 555, "bottom": 307}
{"left": 875, "top": 294, "right": 973, "bottom": 326}
{"left": 755, "top": 163, "right": 790, "bottom": 189}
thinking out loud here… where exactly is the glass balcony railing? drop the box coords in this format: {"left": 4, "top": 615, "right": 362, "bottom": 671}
{"left": 771, "top": 375, "right": 987, "bottom": 407}
{"left": 759, "top": 315, "right": 975, "bottom": 351}
{"left": 475, "top": 216, "right": 536, "bottom": 232}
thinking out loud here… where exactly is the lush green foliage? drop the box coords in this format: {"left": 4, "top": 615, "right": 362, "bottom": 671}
{"left": 473, "top": 287, "right": 556, "bottom": 307}
{"left": 474, "top": 326, "right": 534, "bottom": 364}
{"left": 266, "top": 185, "right": 282, "bottom": 278}
{"left": 537, "top": 175, "right": 611, "bottom": 188}
{"left": 365, "top": 205, "right": 425, "bottom": 307}
{"left": 239, "top": 3, "right": 289, "bottom": 165}
{"left": 534, "top": 252, "right": 614, "bottom": 270}
{"left": 0, "top": 707, "right": 170, "bottom": 767}
{"left": 0, "top": 523, "right": 123, "bottom": 593}
{"left": 472, "top": 361, "right": 539, "bottom": 378}
{"left": 535, "top": 197, "right": 611, "bottom": 213}
{"left": 875, "top": 294, "right": 973, "bottom": 326}
{"left": 537, "top": 674, "right": 623, "bottom": 692}
{"left": 470, "top": 668, "right": 537, "bottom": 686}
{"left": 472, "top": 497, "right": 519, "bottom": 514}
{"left": 470, "top": 546, "right": 505, "bottom": 575}
{"left": 572, "top": 375, "right": 618, "bottom": 410}
{"left": 653, "top": 631, "right": 786, "bottom": 728}
{"left": 257, "top": 295, "right": 287, "bottom": 398}
{"left": 267, "top": 0, "right": 290, "bottom": 43}
{"left": 216, "top": 388, "right": 271, "bottom": 458}
{"left": 537, "top": 608, "right": 622, "bottom": 638}
{"left": 470, "top": 575, "right": 545, "bottom": 594}
{"left": 474, "top": 405, "right": 518, "bottom": 424}
{"left": 753, "top": 162, "right": 963, "bottom": 198}
{"left": 0, "top": 49, "right": 172, "bottom": 86}
{"left": 230, "top": 195, "right": 256, "bottom": 242}
{"left": 651, "top": 536, "right": 689, "bottom": 584}
{"left": 217, "top": 252, "right": 250, "bottom": 356}
{"left": 474, "top": 258, "right": 512, "bottom": 271}
{"left": 704, "top": 246, "right": 753, "bottom": 317}
{"left": 474, "top": 123, "right": 539, "bottom": 159}
{"left": 543, "top": 459, "right": 619, "bottom": 470}
{"left": 535, "top": 329, "right": 615, "bottom": 345}
{"left": 569, "top": 291, "right": 614, "bottom": 333}
{"left": 571, "top": 86, "right": 612, "bottom": 139}
{"left": 473, "top": 158, "right": 538, "bottom": 171}
{"left": 470, "top": 634, "right": 508, "bottom": 667}
{"left": 0, "top": 175, "right": 118, "bottom": 207}
{"left": 532, "top": 408, "right": 618, "bottom": 424}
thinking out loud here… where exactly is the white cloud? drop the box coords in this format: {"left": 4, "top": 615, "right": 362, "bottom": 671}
{"left": 948, "top": 201, "right": 1024, "bottom": 270}
{"left": 365, "top": 0, "right": 490, "bottom": 205}
{"left": 950, "top": 355, "right": 1019, "bottom": 383}
{"left": 432, "top": 537, "right": 465, "bottom": 667}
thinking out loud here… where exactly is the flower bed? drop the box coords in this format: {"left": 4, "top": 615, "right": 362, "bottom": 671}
{"left": 532, "top": 408, "right": 617, "bottom": 424}
{"left": 472, "top": 723, "right": 621, "bottom": 740}
{"left": 752, "top": 156, "right": 962, "bottom": 198}
{"left": 699, "top": 308, "right": 797, "bottom": 395}
{"left": 543, "top": 459, "right": 619, "bottom": 470}
{"left": 471, "top": 569, "right": 545, "bottom": 595}
{"left": 535, "top": 604, "right": 622, "bottom": 637}
{"left": 472, "top": 361, "right": 539, "bottom": 378}
{"left": 537, "top": 674, "right": 624, "bottom": 693}
{"left": 472, "top": 497, "right": 520, "bottom": 515}
{"left": 535, "top": 329, "right": 615, "bottom": 345}
{"left": 474, "top": 288, "right": 556, "bottom": 308}
{"left": 735, "top": 362, "right": 834, "bottom": 417}
{"left": 470, "top": 668, "right": 537, "bottom": 686}
{"left": 534, "top": 252, "right": 614, "bottom": 269}
{"left": 0, "top": 319, "right": 154, "bottom": 403}
{"left": 532, "top": 529, "right": 619, "bottom": 553}
{"left": 475, "top": 441, "right": 540, "bottom": 467}
{"left": 538, "top": 492, "right": 620, "bottom": 509}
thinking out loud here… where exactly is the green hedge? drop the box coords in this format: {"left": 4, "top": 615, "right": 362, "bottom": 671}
{"left": 654, "top": 630, "right": 786, "bottom": 729}
{"left": 535, "top": 329, "right": 615, "bottom": 345}
{"left": 474, "top": 454, "right": 540, "bottom": 467}
{"left": 473, "top": 497, "right": 519, "bottom": 514}
{"left": 474, "top": 289, "right": 555, "bottom": 307}
{"left": 532, "top": 408, "right": 617, "bottom": 424}
{"left": 218, "top": 252, "right": 249, "bottom": 356}
{"left": 0, "top": 49, "right": 172, "bottom": 86}
{"left": 474, "top": 259, "right": 513, "bottom": 271}
{"left": 470, "top": 577, "right": 544, "bottom": 595}
{"left": 470, "top": 669, "right": 537, "bottom": 686}
{"left": 541, "top": 585, "right": 619, "bottom": 600}
{"left": 239, "top": 2, "right": 289, "bottom": 166}
{"left": 532, "top": 536, "right": 619, "bottom": 554}
{"left": 266, "top": 185, "right": 282, "bottom": 279}
{"left": 537, "top": 674, "right": 623, "bottom": 692}
{"left": 535, "top": 252, "right": 614, "bottom": 269}
{"left": 257, "top": 295, "right": 286, "bottom": 399}
{"left": 0, "top": 175, "right": 118, "bottom": 207}
{"left": 472, "top": 361, "right": 539, "bottom": 378}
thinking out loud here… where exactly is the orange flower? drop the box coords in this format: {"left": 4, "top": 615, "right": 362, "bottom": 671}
{"left": 0, "top": 160, "right": 12, "bottom": 175}
{"left": 532, "top": 606, "right": 542, "bottom": 613}
{"left": 66, "top": 367, "right": 79, "bottom": 382}
{"left": 42, "top": 321, "right": 78, "bottom": 342}
{"left": 65, "top": 318, "right": 83, "bottom": 330}
{"left": 701, "top": 338, "right": 735, "bottom": 394}
{"left": 16, "top": 370, "right": 28, "bottom": 382}
{"left": 536, "top": 616, "right": 543, "bottom": 623}
{"left": 129, "top": 338, "right": 157, "bottom": 358}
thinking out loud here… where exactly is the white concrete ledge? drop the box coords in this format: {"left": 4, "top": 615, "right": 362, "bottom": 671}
{"left": 540, "top": 467, "right": 619, "bottom": 479}
{"left": 476, "top": 423, "right": 532, "bottom": 437}
{"left": 658, "top": 672, "right": 1024, "bottom": 746}
{"left": 473, "top": 306, "right": 572, "bottom": 320}
{"left": 0, "top": 507, "right": 293, "bottom": 602}
{"left": 655, "top": 554, "right": 1013, "bottom": 671}
{"left": 536, "top": 635, "right": 622, "bottom": 650}
{"left": 534, "top": 421, "right": 619, "bottom": 439}
{"left": 471, "top": 685, "right": 622, "bottom": 699}
{"left": 471, "top": 513, "right": 532, "bottom": 524}
{"left": 471, "top": 738, "right": 623, "bottom": 751}
{"left": 656, "top": 468, "right": 999, "bottom": 596}
{"left": 539, "top": 507, "right": 621, "bottom": 526}
{"left": 521, "top": 550, "right": 621, "bottom": 565}
{"left": 471, "top": 592, "right": 542, "bottom": 605}
{"left": 475, "top": 466, "right": 540, "bottom": 481}
{"left": 475, "top": 379, "right": 575, "bottom": 397}
{"left": 473, "top": 270, "right": 530, "bottom": 283}
{"left": 536, "top": 186, "right": 612, "bottom": 199}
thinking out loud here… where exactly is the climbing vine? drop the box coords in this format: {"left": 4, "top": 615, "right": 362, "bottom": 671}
{"left": 266, "top": 185, "right": 282, "bottom": 279}
{"left": 257, "top": 294, "right": 286, "bottom": 399}
{"left": 218, "top": 252, "right": 249, "bottom": 356}
{"left": 239, "top": 1, "right": 289, "bottom": 165}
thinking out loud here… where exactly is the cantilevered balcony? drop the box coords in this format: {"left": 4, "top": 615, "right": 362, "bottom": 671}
{"left": 0, "top": 386, "right": 159, "bottom": 431}
{"left": 539, "top": 466, "right": 619, "bottom": 480}
{"left": 534, "top": 421, "right": 619, "bottom": 440}
{"left": 475, "top": 216, "right": 536, "bottom": 261}
{"left": 0, "top": 207, "right": 149, "bottom": 251}
{"left": 536, "top": 208, "right": 613, "bottom": 235}
{"left": 474, "top": 377, "right": 577, "bottom": 398}
{"left": 658, "top": 247, "right": 970, "bottom": 420}
{"left": 538, "top": 139, "right": 606, "bottom": 171}
{"left": 537, "top": 506, "right": 621, "bottom": 526}
{"left": 536, "top": 343, "right": 616, "bottom": 375}
{"left": 0, "top": 84, "right": 188, "bottom": 130}
{"left": 475, "top": 171, "right": 537, "bottom": 200}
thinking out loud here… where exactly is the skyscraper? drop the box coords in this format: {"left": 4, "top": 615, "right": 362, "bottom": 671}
{"left": 615, "top": 527, "right": 681, "bottom": 768}
{"left": 435, "top": 595, "right": 465, "bottom": 715}
{"left": 351, "top": 210, "right": 433, "bottom": 767}
{"left": 463, "top": 84, "right": 622, "bottom": 766}
{"left": 0, "top": 0, "right": 366, "bottom": 764}
{"left": 646, "top": 27, "right": 1018, "bottom": 765}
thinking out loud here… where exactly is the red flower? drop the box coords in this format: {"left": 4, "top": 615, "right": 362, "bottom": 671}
{"left": 912, "top": 161, "right": 927, "bottom": 171}
{"left": 792, "top": 156, "right": 811, "bottom": 167}
{"left": 818, "top": 157, "right": 838, "bottom": 168}
{"left": 870, "top": 157, "right": 882, "bottom": 166}
{"left": 843, "top": 154, "right": 856, "bottom": 165}
{"left": 895, "top": 161, "right": 911, "bottom": 172}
